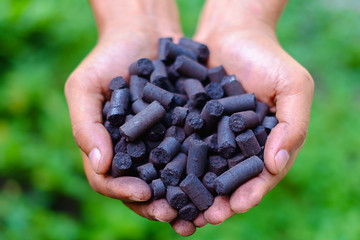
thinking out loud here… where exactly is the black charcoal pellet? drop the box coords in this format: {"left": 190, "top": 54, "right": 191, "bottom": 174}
{"left": 165, "top": 126, "right": 186, "bottom": 143}
{"left": 151, "top": 179, "right": 166, "bottom": 200}
{"left": 205, "top": 82, "right": 224, "bottom": 99}
{"left": 180, "top": 174, "right": 214, "bottom": 211}
{"left": 137, "top": 163, "right": 158, "bottom": 183}
{"left": 184, "top": 112, "right": 205, "bottom": 136}
{"left": 221, "top": 75, "right": 245, "bottom": 96}
{"left": 161, "top": 153, "right": 187, "bottom": 186}
{"left": 256, "top": 101, "right": 269, "bottom": 123}
{"left": 104, "top": 121, "right": 121, "bottom": 143}
{"left": 183, "top": 79, "right": 208, "bottom": 108}
{"left": 158, "top": 37, "right": 173, "bottom": 62}
{"left": 186, "top": 139, "right": 208, "bottom": 178}
{"left": 208, "top": 155, "right": 228, "bottom": 176}
{"left": 147, "top": 122, "right": 166, "bottom": 142}
{"left": 202, "top": 172, "right": 217, "bottom": 195}
{"left": 254, "top": 125, "right": 268, "bottom": 146}
{"left": 109, "top": 76, "right": 127, "bottom": 90}
{"left": 161, "top": 108, "right": 174, "bottom": 128}
{"left": 218, "top": 93, "right": 256, "bottom": 115}
{"left": 165, "top": 41, "right": 197, "bottom": 62}
{"left": 203, "top": 133, "right": 218, "bottom": 154}
{"left": 107, "top": 107, "right": 126, "bottom": 127}
{"left": 114, "top": 137, "right": 128, "bottom": 153}
{"left": 131, "top": 99, "right": 149, "bottom": 114}
{"left": 175, "top": 78, "right": 186, "bottom": 94}
{"left": 262, "top": 116, "right": 278, "bottom": 134}
{"left": 171, "top": 107, "right": 189, "bottom": 126}
{"left": 111, "top": 152, "right": 132, "bottom": 178}
{"left": 217, "top": 116, "right": 237, "bottom": 158}
{"left": 107, "top": 88, "right": 130, "bottom": 126}
{"left": 119, "top": 101, "right": 166, "bottom": 141}
{"left": 102, "top": 101, "right": 110, "bottom": 119}
{"left": 150, "top": 60, "right": 168, "bottom": 87}
{"left": 166, "top": 186, "right": 188, "bottom": 210}
{"left": 235, "top": 129, "right": 261, "bottom": 157}
{"left": 126, "top": 140, "right": 146, "bottom": 161}
{"left": 149, "top": 137, "right": 181, "bottom": 167}
{"left": 179, "top": 203, "right": 199, "bottom": 221}
{"left": 179, "top": 37, "right": 209, "bottom": 64}
{"left": 129, "top": 75, "right": 148, "bottom": 102}
{"left": 181, "top": 133, "right": 200, "bottom": 154}
{"left": 229, "top": 110, "right": 259, "bottom": 133}
{"left": 227, "top": 153, "right": 246, "bottom": 168}
{"left": 214, "top": 156, "right": 264, "bottom": 195}
{"left": 174, "top": 55, "right": 208, "bottom": 82}
{"left": 200, "top": 100, "right": 224, "bottom": 130}
{"left": 129, "top": 58, "right": 154, "bottom": 78}
{"left": 208, "top": 65, "right": 226, "bottom": 83}
{"left": 173, "top": 93, "right": 188, "bottom": 107}
{"left": 167, "top": 64, "right": 181, "bottom": 83}
{"left": 142, "top": 82, "right": 174, "bottom": 110}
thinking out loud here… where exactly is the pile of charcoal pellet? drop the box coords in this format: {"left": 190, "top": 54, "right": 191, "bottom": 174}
{"left": 102, "top": 37, "right": 278, "bottom": 221}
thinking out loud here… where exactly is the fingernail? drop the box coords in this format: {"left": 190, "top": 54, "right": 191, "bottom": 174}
{"left": 275, "top": 149, "right": 289, "bottom": 173}
{"left": 89, "top": 148, "right": 101, "bottom": 173}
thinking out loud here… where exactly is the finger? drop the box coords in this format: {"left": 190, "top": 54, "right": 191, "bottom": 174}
{"left": 170, "top": 218, "right": 196, "bottom": 237}
{"left": 265, "top": 71, "right": 314, "bottom": 174}
{"left": 125, "top": 199, "right": 178, "bottom": 222}
{"left": 193, "top": 212, "right": 208, "bottom": 228}
{"left": 204, "top": 196, "right": 234, "bottom": 225}
{"left": 83, "top": 152, "right": 151, "bottom": 202}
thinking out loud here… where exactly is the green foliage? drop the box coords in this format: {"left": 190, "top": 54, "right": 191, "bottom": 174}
{"left": 1, "top": 0, "right": 359, "bottom": 239}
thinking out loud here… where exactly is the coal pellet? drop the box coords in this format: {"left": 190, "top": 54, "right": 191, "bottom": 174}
{"left": 254, "top": 125, "right": 268, "bottom": 146}
{"left": 137, "top": 163, "right": 158, "bottom": 183}
{"left": 174, "top": 78, "right": 186, "bottom": 94}
{"left": 262, "top": 116, "right": 278, "bottom": 133}
{"left": 229, "top": 110, "right": 259, "bottom": 133}
{"left": 173, "top": 93, "right": 188, "bottom": 107}
{"left": 208, "top": 65, "right": 226, "bottom": 83}
{"left": 151, "top": 179, "right": 166, "bottom": 200}
{"left": 235, "top": 129, "right": 261, "bottom": 157}
{"left": 165, "top": 41, "right": 197, "bottom": 62}
{"left": 107, "top": 107, "right": 126, "bottom": 127}
{"left": 147, "top": 122, "right": 166, "bottom": 142}
{"left": 184, "top": 112, "right": 205, "bottom": 136}
{"left": 205, "top": 82, "right": 224, "bottom": 99}
{"left": 183, "top": 79, "right": 208, "bottom": 108}
{"left": 186, "top": 139, "right": 208, "bottom": 178}
{"left": 131, "top": 99, "right": 149, "bottom": 114}
{"left": 111, "top": 152, "right": 132, "bottom": 178}
{"left": 150, "top": 60, "right": 168, "bottom": 87}
{"left": 142, "top": 82, "right": 174, "bottom": 110}
{"left": 202, "top": 172, "right": 217, "bottom": 195}
{"left": 171, "top": 106, "right": 189, "bottom": 126}
{"left": 107, "top": 88, "right": 130, "bottom": 126}
{"left": 104, "top": 121, "right": 121, "bottom": 143}
{"left": 256, "top": 101, "right": 269, "bottom": 123}
{"left": 129, "top": 75, "right": 147, "bottom": 102}
{"left": 221, "top": 75, "right": 245, "bottom": 96}
{"left": 200, "top": 100, "right": 224, "bottom": 130}
{"left": 218, "top": 93, "right": 256, "bottom": 115}
{"left": 161, "top": 153, "right": 187, "bottom": 186}
{"left": 129, "top": 58, "right": 154, "bottom": 78}
{"left": 203, "top": 133, "right": 218, "bottom": 154}
{"left": 119, "top": 101, "right": 166, "bottom": 142}
{"left": 208, "top": 155, "right": 228, "bottom": 176}
{"left": 149, "top": 137, "right": 181, "bottom": 167}
{"left": 181, "top": 133, "right": 200, "bottom": 154}
{"left": 109, "top": 76, "right": 127, "bottom": 90}
{"left": 158, "top": 37, "right": 173, "bottom": 62}
{"left": 165, "top": 126, "right": 186, "bottom": 143}
{"left": 217, "top": 116, "right": 237, "bottom": 158}
{"left": 179, "top": 203, "right": 199, "bottom": 221}
{"left": 114, "top": 137, "right": 128, "bottom": 154}
{"left": 174, "top": 55, "right": 208, "bottom": 82}
{"left": 180, "top": 174, "right": 214, "bottom": 211}
{"left": 179, "top": 37, "right": 209, "bottom": 64}
{"left": 126, "top": 140, "right": 146, "bottom": 161}
{"left": 161, "top": 108, "right": 174, "bottom": 128}
{"left": 214, "top": 156, "right": 264, "bottom": 195}
{"left": 168, "top": 64, "right": 181, "bottom": 83}
{"left": 166, "top": 186, "right": 188, "bottom": 210}
{"left": 102, "top": 101, "right": 110, "bottom": 120}
{"left": 227, "top": 153, "right": 246, "bottom": 168}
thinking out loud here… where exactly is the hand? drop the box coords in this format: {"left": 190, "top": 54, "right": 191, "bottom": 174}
{"left": 194, "top": 1, "right": 314, "bottom": 225}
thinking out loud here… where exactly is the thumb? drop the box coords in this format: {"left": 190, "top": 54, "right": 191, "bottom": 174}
{"left": 264, "top": 72, "right": 314, "bottom": 174}
{"left": 65, "top": 72, "right": 113, "bottom": 174}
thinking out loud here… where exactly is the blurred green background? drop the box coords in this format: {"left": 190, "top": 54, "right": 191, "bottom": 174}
{"left": 1, "top": 0, "right": 359, "bottom": 239}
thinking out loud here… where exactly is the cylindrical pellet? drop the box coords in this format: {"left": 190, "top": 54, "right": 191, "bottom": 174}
{"left": 208, "top": 65, "right": 226, "bottom": 83}
{"left": 173, "top": 93, "right": 188, "bottom": 107}
{"left": 175, "top": 78, "right": 186, "bottom": 94}
{"left": 150, "top": 60, "right": 169, "bottom": 87}
{"left": 111, "top": 152, "right": 132, "bottom": 178}
{"left": 129, "top": 58, "right": 154, "bottom": 78}
{"left": 181, "top": 133, "right": 200, "bottom": 154}
{"left": 200, "top": 100, "right": 224, "bottom": 130}
{"left": 147, "top": 122, "right": 166, "bottom": 142}
{"left": 158, "top": 37, "right": 173, "bottom": 62}
{"left": 168, "top": 64, "right": 181, "bottom": 83}
{"left": 149, "top": 137, "right": 181, "bottom": 167}
{"left": 235, "top": 129, "right": 261, "bottom": 157}
{"left": 217, "top": 116, "right": 237, "bottom": 158}
{"left": 129, "top": 75, "right": 147, "bottom": 102}
{"left": 227, "top": 153, "right": 246, "bottom": 168}
{"left": 208, "top": 155, "right": 228, "bottom": 176}
{"left": 142, "top": 82, "right": 175, "bottom": 110}
{"left": 179, "top": 37, "right": 209, "bottom": 64}
{"left": 174, "top": 55, "right": 208, "bottom": 82}
{"left": 202, "top": 172, "right": 217, "bottom": 195}
{"left": 107, "top": 88, "right": 130, "bottom": 126}
{"left": 151, "top": 179, "right": 166, "bottom": 200}
{"left": 165, "top": 41, "right": 197, "bottom": 62}
{"left": 186, "top": 139, "right": 208, "bottom": 178}
{"left": 126, "top": 140, "right": 146, "bottom": 161}
{"left": 137, "top": 163, "right": 158, "bottom": 183}
{"left": 229, "top": 110, "right": 259, "bottom": 133}
{"left": 171, "top": 106, "right": 189, "bottom": 126}
{"left": 161, "top": 108, "right": 174, "bottom": 128}
{"left": 109, "top": 76, "right": 127, "bottom": 91}
{"left": 205, "top": 82, "right": 224, "bottom": 99}
{"left": 165, "top": 126, "right": 186, "bottom": 143}
{"left": 221, "top": 75, "right": 245, "bottom": 96}
{"left": 256, "top": 101, "right": 269, "bottom": 123}
{"left": 180, "top": 174, "right": 214, "bottom": 211}
{"left": 254, "top": 125, "right": 268, "bottom": 146}
{"left": 184, "top": 112, "right": 205, "bottom": 136}
{"left": 161, "top": 153, "right": 187, "bottom": 186}
{"left": 262, "top": 116, "right": 278, "bottom": 133}
{"left": 114, "top": 137, "right": 128, "bottom": 154}
{"left": 203, "top": 133, "right": 218, "bottom": 154}
{"left": 214, "top": 156, "right": 264, "bottom": 195}
{"left": 104, "top": 121, "right": 121, "bottom": 143}
{"left": 217, "top": 93, "right": 256, "bottom": 115}
{"left": 119, "top": 101, "right": 166, "bottom": 141}
{"left": 183, "top": 79, "right": 208, "bottom": 108}
{"left": 179, "top": 203, "right": 199, "bottom": 221}
{"left": 131, "top": 99, "right": 149, "bottom": 114}
{"left": 166, "top": 186, "right": 188, "bottom": 210}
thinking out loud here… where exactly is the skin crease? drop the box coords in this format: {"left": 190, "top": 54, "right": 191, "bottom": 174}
{"left": 65, "top": 0, "right": 314, "bottom": 237}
